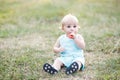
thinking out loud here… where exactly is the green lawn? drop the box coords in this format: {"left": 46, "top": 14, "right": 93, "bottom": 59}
{"left": 0, "top": 0, "right": 120, "bottom": 80}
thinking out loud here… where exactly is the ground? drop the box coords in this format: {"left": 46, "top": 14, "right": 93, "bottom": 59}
{"left": 0, "top": 0, "right": 120, "bottom": 80}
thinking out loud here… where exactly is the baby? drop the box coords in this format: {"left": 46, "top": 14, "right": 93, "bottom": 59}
{"left": 43, "top": 14, "right": 85, "bottom": 75}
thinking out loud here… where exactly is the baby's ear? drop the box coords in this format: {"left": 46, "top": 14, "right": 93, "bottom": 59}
{"left": 78, "top": 25, "right": 81, "bottom": 29}
{"left": 62, "top": 26, "right": 64, "bottom": 30}
{"left": 59, "top": 25, "right": 64, "bottom": 30}
{"left": 61, "top": 24, "right": 64, "bottom": 30}
{"left": 59, "top": 26, "right": 62, "bottom": 30}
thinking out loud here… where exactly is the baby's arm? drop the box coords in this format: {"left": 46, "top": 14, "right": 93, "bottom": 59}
{"left": 74, "top": 34, "right": 85, "bottom": 49}
{"left": 53, "top": 38, "right": 65, "bottom": 53}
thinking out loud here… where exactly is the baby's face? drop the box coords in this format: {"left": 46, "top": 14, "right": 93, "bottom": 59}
{"left": 63, "top": 23, "right": 79, "bottom": 35}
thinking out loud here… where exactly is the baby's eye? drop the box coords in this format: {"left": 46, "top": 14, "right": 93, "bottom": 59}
{"left": 73, "top": 26, "right": 76, "bottom": 28}
{"left": 67, "top": 26, "right": 71, "bottom": 28}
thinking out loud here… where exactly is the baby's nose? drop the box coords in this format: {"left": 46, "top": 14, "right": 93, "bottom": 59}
{"left": 70, "top": 28, "right": 74, "bottom": 31}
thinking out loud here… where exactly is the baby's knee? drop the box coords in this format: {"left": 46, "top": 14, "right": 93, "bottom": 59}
{"left": 55, "top": 58, "right": 60, "bottom": 61}
{"left": 54, "top": 58, "right": 62, "bottom": 64}
{"left": 53, "top": 58, "right": 63, "bottom": 70}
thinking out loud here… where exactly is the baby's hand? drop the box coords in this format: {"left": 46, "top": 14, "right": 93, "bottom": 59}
{"left": 59, "top": 47, "right": 65, "bottom": 52}
{"left": 68, "top": 33, "right": 76, "bottom": 39}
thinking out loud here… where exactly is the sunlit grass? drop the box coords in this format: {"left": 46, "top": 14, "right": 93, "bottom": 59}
{"left": 96, "top": 57, "right": 120, "bottom": 80}
{"left": 0, "top": 0, "right": 120, "bottom": 80}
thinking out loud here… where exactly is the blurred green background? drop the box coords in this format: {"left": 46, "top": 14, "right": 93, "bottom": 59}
{"left": 0, "top": 0, "right": 120, "bottom": 80}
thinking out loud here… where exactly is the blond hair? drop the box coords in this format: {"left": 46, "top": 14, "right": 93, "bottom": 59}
{"left": 61, "top": 14, "right": 79, "bottom": 26}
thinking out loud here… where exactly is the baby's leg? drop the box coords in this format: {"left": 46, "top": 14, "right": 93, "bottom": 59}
{"left": 75, "top": 60, "right": 82, "bottom": 70}
{"left": 43, "top": 58, "right": 63, "bottom": 74}
{"left": 52, "top": 58, "right": 64, "bottom": 71}
{"left": 43, "top": 63, "right": 58, "bottom": 74}
{"left": 65, "top": 60, "right": 82, "bottom": 75}
{"left": 65, "top": 62, "right": 79, "bottom": 75}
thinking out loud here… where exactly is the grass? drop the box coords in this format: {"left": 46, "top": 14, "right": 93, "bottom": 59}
{"left": 96, "top": 57, "right": 120, "bottom": 80}
{"left": 0, "top": 0, "right": 120, "bottom": 80}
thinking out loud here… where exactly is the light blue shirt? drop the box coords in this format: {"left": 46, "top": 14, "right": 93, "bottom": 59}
{"left": 58, "top": 34, "right": 85, "bottom": 69}
{"left": 59, "top": 35, "right": 84, "bottom": 57}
